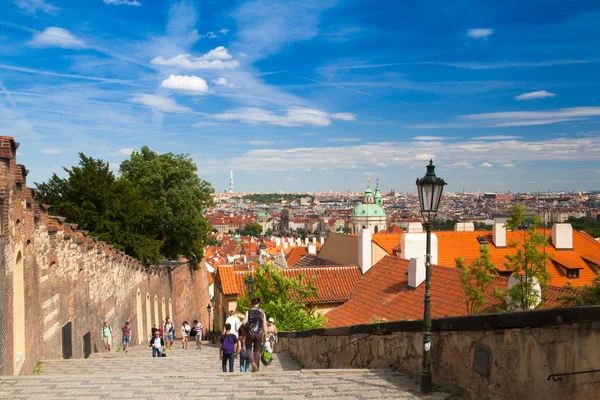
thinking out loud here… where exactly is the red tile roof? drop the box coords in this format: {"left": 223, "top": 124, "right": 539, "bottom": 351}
{"left": 219, "top": 265, "right": 361, "bottom": 304}
{"left": 372, "top": 232, "right": 402, "bottom": 255}
{"left": 324, "top": 255, "right": 567, "bottom": 328}
{"left": 286, "top": 246, "right": 308, "bottom": 266}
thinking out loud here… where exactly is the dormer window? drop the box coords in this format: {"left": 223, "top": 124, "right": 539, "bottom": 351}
{"left": 567, "top": 269, "right": 579, "bottom": 279}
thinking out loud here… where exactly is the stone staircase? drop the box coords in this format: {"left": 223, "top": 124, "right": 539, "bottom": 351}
{"left": 0, "top": 342, "right": 459, "bottom": 399}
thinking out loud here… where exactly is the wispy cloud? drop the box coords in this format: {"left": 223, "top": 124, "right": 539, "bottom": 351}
{"left": 103, "top": 0, "right": 140, "bottom": 5}
{"left": 28, "top": 27, "right": 85, "bottom": 49}
{"left": 214, "top": 107, "right": 354, "bottom": 127}
{"left": 331, "top": 113, "right": 356, "bottom": 121}
{"left": 108, "top": 148, "right": 135, "bottom": 156}
{"left": 151, "top": 46, "right": 239, "bottom": 70}
{"left": 480, "top": 162, "right": 492, "bottom": 167}
{"left": 42, "top": 148, "right": 62, "bottom": 154}
{"left": 412, "top": 107, "right": 600, "bottom": 128}
{"left": 470, "top": 135, "right": 522, "bottom": 140}
{"left": 14, "top": 0, "right": 58, "bottom": 15}
{"left": 328, "top": 137, "right": 362, "bottom": 142}
{"left": 129, "top": 94, "right": 191, "bottom": 112}
{"left": 160, "top": 75, "right": 209, "bottom": 94}
{"left": 467, "top": 28, "right": 493, "bottom": 39}
{"left": 503, "top": 163, "right": 516, "bottom": 168}
{"left": 514, "top": 90, "right": 557, "bottom": 100}
{"left": 413, "top": 136, "right": 457, "bottom": 141}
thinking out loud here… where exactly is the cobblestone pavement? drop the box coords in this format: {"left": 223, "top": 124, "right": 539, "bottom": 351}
{"left": 0, "top": 342, "right": 459, "bottom": 399}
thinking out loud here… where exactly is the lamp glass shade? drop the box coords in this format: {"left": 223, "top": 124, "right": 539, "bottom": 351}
{"left": 416, "top": 160, "right": 446, "bottom": 223}
{"left": 245, "top": 276, "right": 256, "bottom": 294}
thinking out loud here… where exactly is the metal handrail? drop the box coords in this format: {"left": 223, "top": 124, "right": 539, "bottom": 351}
{"left": 547, "top": 369, "right": 600, "bottom": 382}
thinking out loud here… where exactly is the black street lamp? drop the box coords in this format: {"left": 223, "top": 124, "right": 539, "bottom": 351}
{"left": 245, "top": 275, "right": 256, "bottom": 297}
{"left": 415, "top": 160, "right": 447, "bottom": 394}
{"left": 206, "top": 303, "right": 212, "bottom": 335}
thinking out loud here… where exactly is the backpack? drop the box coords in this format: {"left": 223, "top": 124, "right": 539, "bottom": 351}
{"left": 247, "top": 308, "right": 264, "bottom": 334}
{"left": 222, "top": 334, "right": 236, "bottom": 354}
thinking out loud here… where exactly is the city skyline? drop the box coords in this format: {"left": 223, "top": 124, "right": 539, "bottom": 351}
{"left": 1, "top": 0, "right": 600, "bottom": 193}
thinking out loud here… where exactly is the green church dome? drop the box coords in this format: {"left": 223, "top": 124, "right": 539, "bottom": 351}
{"left": 353, "top": 203, "right": 385, "bottom": 217}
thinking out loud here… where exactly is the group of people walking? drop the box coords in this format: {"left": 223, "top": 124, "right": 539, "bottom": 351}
{"left": 100, "top": 297, "right": 278, "bottom": 373}
{"left": 219, "top": 297, "right": 278, "bottom": 373}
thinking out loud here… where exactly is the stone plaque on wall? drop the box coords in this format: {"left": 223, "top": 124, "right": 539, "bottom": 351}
{"left": 473, "top": 344, "right": 491, "bottom": 377}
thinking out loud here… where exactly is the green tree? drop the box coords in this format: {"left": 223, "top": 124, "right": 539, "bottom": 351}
{"left": 559, "top": 275, "right": 600, "bottom": 306}
{"left": 504, "top": 205, "right": 551, "bottom": 311}
{"left": 119, "top": 146, "right": 214, "bottom": 263}
{"left": 239, "top": 222, "right": 262, "bottom": 237}
{"left": 35, "top": 154, "right": 163, "bottom": 263}
{"left": 236, "top": 262, "right": 326, "bottom": 331}
{"left": 456, "top": 245, "right": 496, "bottom": 315}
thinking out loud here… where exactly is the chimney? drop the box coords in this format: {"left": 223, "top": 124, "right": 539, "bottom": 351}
{"left": 454, "top": 222, "right": 474, "bottom": 232}
{"left": 283, "top": 242, "right": 288, "bottom": 250}
{"left": 401, "top": 232, "right": 438, "bottom": 265}
{"left": 407, "top": 257, "right": 425, "bottom": 288}
{"left": 304, "top": 238, "right": 309, "bottom": 245}
{"left": 275, "top": 238, "right": 281, "bottom": 246}
{"left": 319, "top": 236, "right": 325, "bottom": 246}
{"left": 507, "top": 274, "right": 541, "bottom": 310}
{"left": 307, "top": 243, "right": 317, "bottom": 255}
{"left": 312, "top": 237, "right": 316, "bottom": 244}
{"left": 358, "top": 228, "right": 372, "bottom": 274}
{"left": 492, "top": 223, "right": 506, "bottom": 248}
{"left": 552, "top": 223, "right": 573, "bottom": 250}
{"left": 296, "top": 238, "right": 301, "bottom": 246}
{"left": 407, "top": 222, "right": 423, "bottom": 233}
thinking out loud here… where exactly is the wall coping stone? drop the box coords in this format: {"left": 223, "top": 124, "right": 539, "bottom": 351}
{"left": 279, "top": 305, "right": 600, "bottom": 338}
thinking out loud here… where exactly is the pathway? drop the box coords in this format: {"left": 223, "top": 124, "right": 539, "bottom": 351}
{"left": 0, "top": 341, "right": 459, "bottom": 399}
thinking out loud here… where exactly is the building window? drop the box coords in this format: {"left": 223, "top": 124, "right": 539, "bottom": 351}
{"left": 567, "top": 269, "right": 579, "bottom": 279}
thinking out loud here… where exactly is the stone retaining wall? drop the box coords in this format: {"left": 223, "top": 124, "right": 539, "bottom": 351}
{"left": 0, "top": 136, "right": 209, "bottom": 375}
{"left": 278, "top": 306, "right": 600, "bottom": 400}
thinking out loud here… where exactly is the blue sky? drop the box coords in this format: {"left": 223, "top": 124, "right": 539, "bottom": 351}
{"left": 1, "top": 0, "right": 600, "bottom": 193}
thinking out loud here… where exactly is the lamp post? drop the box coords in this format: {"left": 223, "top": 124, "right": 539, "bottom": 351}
{"left": 415, "top": 160, "right": 447, "bottom": 394}
{"left": 206, "top": 303, "right": 212, "bottom": 337}
{"left": 210, "top": 296, "right": 215, "bottom": 343}
{"left": 245, "top": 275, "right": 256, "bottom": 297}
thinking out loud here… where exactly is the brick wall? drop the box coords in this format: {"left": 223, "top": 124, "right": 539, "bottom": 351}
{"left": 0, "top": 136, "right": 210, "bottom": 375}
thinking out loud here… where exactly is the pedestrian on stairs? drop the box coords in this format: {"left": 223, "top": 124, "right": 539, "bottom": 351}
{"left": 121, "top": 321, "right": 131, "bottom": 353}
{"left": 164, "top": 318, "right": 175, "bottom": 350}
{"left": 220, "top": 323, "right": 237, "bottom": 372}
{"left": 237, "top": 327, "right": 250, "bottom": 372}
{"left": 181, "top": 321, "right": 191, "bottom": 350}
{"left": 242, "top": 297, "right": 267, "bottom": 372}
{"left": 193, "top": 320, "right": 203, "bottom": 350}
{"left": 101, "top": 321, "right": 113, "bottom": 353}
{"left": 150, "top": 331, "right": 164, "bottom": 357}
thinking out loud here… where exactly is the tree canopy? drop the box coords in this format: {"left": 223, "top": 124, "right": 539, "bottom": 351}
{"left": 236, "top": 262, "right": 326, "bottom": 331}
{"left": 456, "top": 244, "right": 496, "bottom": 315}
{"left": 35, "top": 148, "right": 214, "bottom": 265}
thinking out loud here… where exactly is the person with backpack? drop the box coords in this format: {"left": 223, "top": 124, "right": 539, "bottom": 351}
{"left": 101, "top": 321, "right": 113, "bottom": 352}
{"left": 242, "top": 297, "right": 267, "bottom": 372}
{"left": 149, "top": 330, "right": 164, "bottom": 357}
{"left": 164, "top": 318, "right": 175, "bottom": 350}
{"left": 193, "top": 320, "right": 203, "bottom": 350}
{"left": 220, "top": 323, "right": 237, "bottom": 372}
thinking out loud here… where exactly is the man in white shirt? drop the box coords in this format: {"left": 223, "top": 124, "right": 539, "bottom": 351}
{"left": 224, "top": 310, "right": 241, "bottom": 338}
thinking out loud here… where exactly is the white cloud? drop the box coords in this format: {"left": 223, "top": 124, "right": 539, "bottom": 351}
{"left": 470, "top": 135, "right": 522, "bottom": 140}
{"left": 15, "top": 0, "right": 58, "bottom": 15}
{"left": 151, "top": 46, "right": 239, "bottom": 70}
{"left": 448, "top": 162, "right": 474, "bottom": 169}
{"left": 480, "top": 162, "right": 493, "bottom": 168}
{"left": 213, "top": 77, "right": 239, "bottom": 88}
{"left": 28, "top": 27, "right": 85, "bottom": 49}
{"left": 413, "top": 136, "right": 450, "bottom": 141}
{"left": 129, "top": 94, "right": 190, "bottom": 112}
{"left": 220, "top": 29, "right": 230, "bottom": 35}
{"left": 247, "top": 140, "right": 274, "bottom": 145}
{"left": 160, "top": 75, "right": 209, "bottom": 94}
{"left": 213, "top": 107, "right": 355, "bottom": 127}
{"left": 109, "top": 148, "right": 135, "bottom": 156}
{"left": 103, "top": 0, "right": 140, "bottom": 5}
{"left": 514, "top": 90, "right": 557, "bottom": 100}
{"left": 328, "top": 138, "right": 362, "bottom": 142}
{"left": 503, "top": 163, "right": 516, "bottom": 168}
{"left": 467, "top": 29, "right": 493, "bottom": 39}
{"left": 42, "top": 148, "right": 62, "bottom": 154}
{"left": 331, "top": 113, "right": 356, "bottom": 121}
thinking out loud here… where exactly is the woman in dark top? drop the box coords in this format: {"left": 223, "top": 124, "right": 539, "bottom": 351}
{"left": 242, "top": 297, "right": 268, "bottom": 372}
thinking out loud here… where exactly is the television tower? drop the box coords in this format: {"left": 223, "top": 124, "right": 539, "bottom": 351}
{"left": 229, "top": 170, "right": 234, "bottom": 193}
